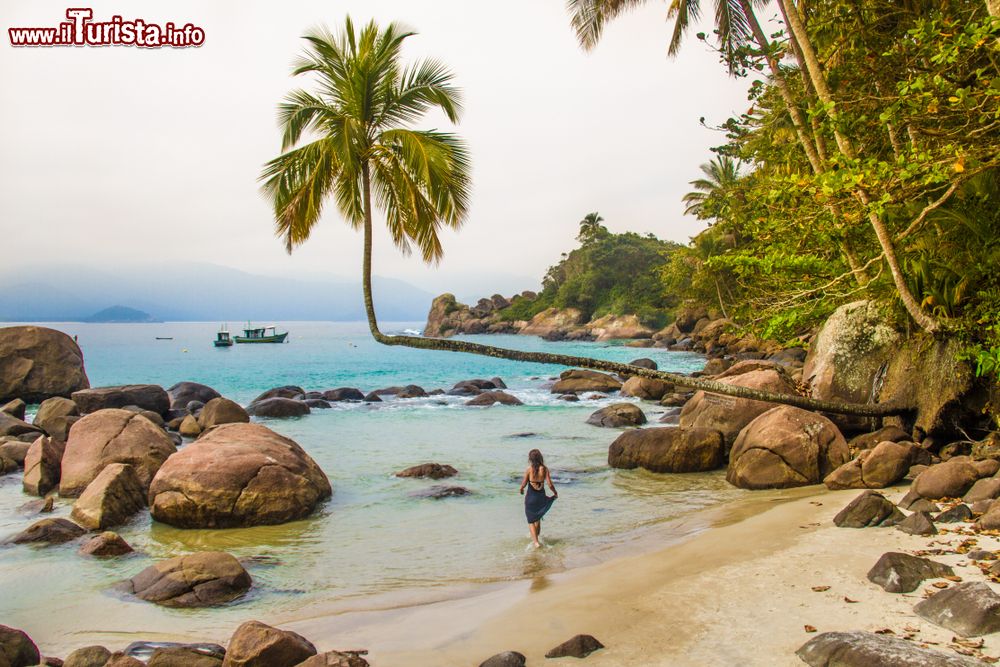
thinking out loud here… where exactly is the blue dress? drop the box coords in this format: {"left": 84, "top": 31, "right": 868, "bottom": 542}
{"left": 525, "top": 471, "right": 556, "bottom": 524}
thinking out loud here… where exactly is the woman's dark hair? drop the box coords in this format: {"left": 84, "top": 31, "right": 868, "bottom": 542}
{"left": 528, "top": 449, "right": 544, "bottom": 475}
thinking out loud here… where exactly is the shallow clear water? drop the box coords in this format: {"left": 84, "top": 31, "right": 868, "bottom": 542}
{"left": 0, "top": 322, "right": 745, "bottom": 653}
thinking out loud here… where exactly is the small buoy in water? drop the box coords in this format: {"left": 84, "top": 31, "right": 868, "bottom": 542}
{"left": 182, "top": 348, "right": 189, "bottom": 353}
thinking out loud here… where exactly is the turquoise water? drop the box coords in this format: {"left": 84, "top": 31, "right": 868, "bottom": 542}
{"left": 0, "top": 322, "right": 744, "bottom": 654}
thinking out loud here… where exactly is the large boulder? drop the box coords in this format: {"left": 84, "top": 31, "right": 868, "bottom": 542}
{"left": 914, "top": 581, "right": 1000, "bottom": 637}
{"left": 32, "top": 396, "right": 80, "bottom": 441}
{"left": 866, "top": 552, "right": 954, "bottom": 593}
{"left": 246, "top": 398, "right": 310, "bottom": 419}
{"left": 128, "top": 551, "right": 252, "bottom": 608}
{"left": 197, "top": 398, "right": 250, "bottom": 429}
{"left": 65, "top": 645, "right": 113, "bottom": 667}
{"left": 465, "top": 391, "right": 523, "bottom": 407}
{"left": 167, "top": 382, "right": 221, "bottom": 411}
{"left": 586, "top": 314, "right": 653, "bottom": 341}
{"left": 0, "top": 625, "right": 40, "bottom": 667}
{"left": 222, "top": 621, "right": 317, "bottom": 667}
{"left": 22, "top": 435, "right": 66, "bottom": 496}
{"left": 72, "top": 385, "right": 170, "bottom": 416}
{"left": 0, "top": 411, "right": 42, "bottom": 438}
{"left": 678, "top": 368, "right": 798, "bottom": 446}
{"left": 727, "top": 406, "right": 849, "bottom": 489}
{"left": 823, "top": 441, "right": 917, "bottom": 490}
{"left": 519, "top": 308, "right": 585, "bottom": 338}
{"left": 620, "top": 376, "right": 672, "bottom": 401}
{"left": 0, "top": 325, "right": 89, "bottom": 403}
{"left": 586, "top": 403, "right": 647, "bottom": 428}
{"left": 149, "top": 423, "right": 331, "bottom": 528}
{"left": 608, "top": 427, "right": 725, "bottom": 473}
{"left": 423, "top": 293, "right": 468, "bottom": 338}
{"left": 321, "top": 388, "right": 365, "bottom": 402}
{"left": 1, "top": 398, "right": 26, "bottom": 420}
{"left": 797, "top": 631, "right": 983, "bottom": 667}
{"left": 912, "top": 459, "right": 979, "bottom": 499}
{"left": 71, "top": 463, "right": 146, "bottom": 530}
{"left": 802, "top": 300, "right": 901, "bottom": 414}
{"left": 251, "top": 386, "right": 305, "bottom": 403}
{"left": 59, "top": 409, "right": 177, "bottom": 497}
{"left": 550, "top": 369, "right": 622, "bottom": 395}
{"left": 6, "top": 517, "right": 86, "bottom": 544}
{"left": 833, "top": 491, "right": 905, "bottom": 528}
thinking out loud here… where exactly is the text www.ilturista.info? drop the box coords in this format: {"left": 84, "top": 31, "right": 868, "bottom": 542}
{"left": 8, "top": 8, "right": 204, "bottom": 48}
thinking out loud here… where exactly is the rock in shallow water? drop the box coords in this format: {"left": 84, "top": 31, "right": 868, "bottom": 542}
{"left": 544, "top": 634, "right": 604, "bottom": 659}
{"left": 23, "top": 435, "right": 65, "bottom": 497}
{"left": 246, "top": 398, "right": 310, "bottom": 419}
{"left": 866, "top": 552, "right": 953, "bottom": 593}
{"left": 71, "top": 463, "right": 146, "bottom": 530}
{"left": 412, "top": 485, "right": 471, "bottom": 499}
{"left": 148, "top": 422, "right": 331, "bottom": 528}
{"left": 0, "top": 624, "right": 41, "bottom": 667}
{"left": 78, "top": 531, "right": 133, "bottom": 557}
{"left": 465, "top": 391, "right": 523, "bottom": 407}
{"left": 223, "top": 620, "right": 317, "bottom": 667}
{"left": 608, "top": 427, "right": 724, "bottom": 473}
{"left": 396, "top": 463, "right": 458, "bottom": 479}
{"left": 6, "top": 517, "right": 85, "bottom": 545}
{"left": 796, "top": 630, "right": 983, "bottom": 666}
{"left": 586, "top": 403, "right": 646, "bottom": 428}
{"left": 167, "top": 382, "right": 221, "bottom": 411}
{"left": 128, "top": 551, "right": 251, "bottom": 608}
{"left": 914, "top": 581, "right": 1000, "bottom": 637}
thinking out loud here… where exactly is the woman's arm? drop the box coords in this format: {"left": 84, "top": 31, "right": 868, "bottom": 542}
{"left": 519, "top": 468, "right": 528, "bottom": 495}
{"left": 546, "top": 467, "right": 557, "bottom": 497}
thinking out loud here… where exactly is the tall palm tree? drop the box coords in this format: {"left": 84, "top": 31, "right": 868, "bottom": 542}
{"left": 577, "top": 211, "right": 607, "bottom": 243}
{"left": 261, "top": 16, "right": 902, "bottom": 418}
{"left": 682, "top": 157, "right": 740, "bottom": 218}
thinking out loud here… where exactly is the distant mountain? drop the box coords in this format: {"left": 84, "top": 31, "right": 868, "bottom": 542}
{"left": 83, "top": 305, "right": 160, "bottom": 323}
{"left": 0, "top": 262, "right": 434, "bottom": 322}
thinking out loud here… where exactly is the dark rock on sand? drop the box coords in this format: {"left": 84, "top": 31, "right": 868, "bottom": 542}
{"left": 128, "top": 551, "right": 252, "bottom": 608}
{"left": 727, "top": 406, "right": 849, "bottom": 490}
{"left": 866, "top": 552, "right": 954, "bottom": 593}
{"left": 222, "top": 620, "right": 317, "bottom": 667}
{"left": 975, "top": 502, "right": 1000, "bottom": 530}
{"left": 79, "top": 531, "right": 133, "bottom": 557}
{"left": 59, "top": 409, "right": 176, "bottom": 497}
{"left": 71, "top": 463, "right": 146, "bottom": 530}
{"left": 544, "top": 634, "right": 604, "bottom": 659}
{"left": 72, "top": 385, "right": 169, "bottom": 416}
{"left": 823, "top": 441, "right": 917, "bottom": 490}
{"left": 465, "top": 391, "right": 523, "bottom": 407}
{"left": 914, "top": 581, "right": 1000, "bottom": 637}
{"left": 167, "top": 382, "right": 221, "bottom": 411}
{"left": 898, "top": 490, "right": 940, "bottom": 513}
{"left": 896, "top": 511, "right": 938, "bottom": 536}
{"left": 7, "top": 517, "right": 85, "bottom": 544}
{"left": 608, "top": 427, "right": 724, "bottom": 473}
{"left": 796, "top": 630, "right": 983, "bottom": 667}
{"left": 149, "top": 423, "right": 331, "bottom": 528}
{"left": 847, "top": 426, "right": 911, "bottom": 453}
{"left": 0, "top": 325, "right": 89, "bottom": 403}
{"left": 913, "top": 459, "right": 979, "bottom": 499}
{"left": 413, "top": 485, "right": 471, "bottom": 499}
{"left": 64, "top": 645, "right": 112, "bottom": 667}
{"left": 198, "top": 398, "right": 250, "bottom": 429}
{"left": 0, "top": 624, "right": 40, "bottom": 667}
{"left": 479, "top": 651, "right": 526, "bottom": 667}
{"left": 322, "top": 388, "right": 365, "bottom": 402}
{"left": 251, "top": 386, "right": 305, "bottom": 404}
{"left": 833, "top": 491, "right": 904, "bottom": 528}
{"left": 936, "top": 504, "right": 973, "bottom": 523}
{"left": 550, "top": 370, "right": 622, "bottom": 395}
{"left": 23, "top": 435, "right": 66, "bottom": 496}
{"left": 965, "top": 478, "right": 1000, "bottom": 504}
{"left": 246, "top": 398, "right": 310, "bottom": 419}
{"left": 586, "top": 403, "right": 646, "bottom": 428}
{"left": 396, "top": 463, "right": 458, "bottom": 479}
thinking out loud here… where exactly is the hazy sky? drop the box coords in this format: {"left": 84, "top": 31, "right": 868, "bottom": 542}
{"left": 1, "top": 0, "right": 754, "bottom": 297}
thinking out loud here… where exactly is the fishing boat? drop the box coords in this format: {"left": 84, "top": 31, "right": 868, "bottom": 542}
{"left": 234, "top": 323, "right": 288, "bottom": 344}
{"left": 214, "top": 325, "right": 233, "bottom": 347}
{"left": 155, "top": 337, "right": 173, "bottom": 340}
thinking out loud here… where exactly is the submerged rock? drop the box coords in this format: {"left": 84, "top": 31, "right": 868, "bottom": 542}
{"left": 797, "top": 630, "right": 982, "bottom": 666}
{"left": 251, "top": 386, "right": 305, "bottom": 404}
{"left": 59, "top": 409, "right": 176, "bottom": 497}
{"left": 914, "top": 581, "right": 1000, "bottom": 637}
{"left": 586, "top": 403, "right": 646, "bottom": 428}
{"left": 223, "top": 620, "right": 317, "bottom": 667}
{"left": 544, "top": 634, "right": 604, "bottom": 659}
{"left": 78, "top": 531, "right": 133, "bottom": 557}
{"left": 866, "top": 552, "right": 953, "bottom": 593}
{"left": 833, "top": 491, "right": 904, "bottom": 528}
{"left": 727, "top": 406, "right": 849, "bottom": 490}
{"left": 608, "top": 427, "right": 724, "bottom": 473}
{"left": 396, "top": 463, "right": 458, "bottom": 480}
{"left": 7, "top": 517, "right": 85, "bottom": 545}
{"left": 412, "top": 485, "right": 471, "bottom": 499}
{"left": 148, "top": 422, "right": 331, "bottom": 528}
{"left": 128, "top": 551, "right": 251, "bottom": 608}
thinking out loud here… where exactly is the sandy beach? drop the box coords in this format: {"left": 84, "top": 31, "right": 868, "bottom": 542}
{"left": 281, "top": 486, "right": 1000, "bottom": 666}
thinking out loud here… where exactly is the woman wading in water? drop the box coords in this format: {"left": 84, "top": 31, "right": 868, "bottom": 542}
{"left": 519, "top": 449, "right": 557, "bottom": 548}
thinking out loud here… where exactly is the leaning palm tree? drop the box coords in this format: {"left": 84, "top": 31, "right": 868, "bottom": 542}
{"left": 682, "top": 157, "right": 740, "bottom": 218}
{"left": 260, "top": 16, "right": 903, "bottom": 418}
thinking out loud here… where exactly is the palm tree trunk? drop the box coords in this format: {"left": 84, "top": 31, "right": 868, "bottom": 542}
{"left": 777, "top": 0, "right": 941, "bottom": 334}
{"left": 359, "top": 182, "right": 907, "bottom": 417}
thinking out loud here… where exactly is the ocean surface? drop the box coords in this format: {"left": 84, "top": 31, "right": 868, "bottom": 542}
{"left": 0, "top": 321, "right": 746, "bottom": 653}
